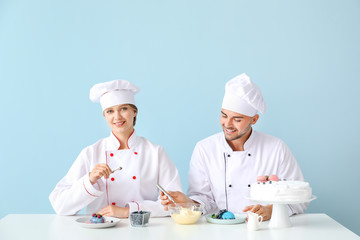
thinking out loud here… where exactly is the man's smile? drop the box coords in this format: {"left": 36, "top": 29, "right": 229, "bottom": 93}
{"left": 224, "top": 127, "right": 236, "bottom": 134}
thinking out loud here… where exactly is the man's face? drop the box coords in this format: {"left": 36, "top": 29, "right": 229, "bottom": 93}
{"left": 220, "top": 108, "right": 259, "bottom": 142}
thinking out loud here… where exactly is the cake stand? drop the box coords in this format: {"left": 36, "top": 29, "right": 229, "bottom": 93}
{"left": 245, "top": 196, "right": 316, "bottom": 229}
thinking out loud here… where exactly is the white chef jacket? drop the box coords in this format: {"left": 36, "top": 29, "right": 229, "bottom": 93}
{"left": 187, "top": 130, "right": 307, "bottom": 215}
{"left": 49, "top": 131, "right": 182, "bottom": 217}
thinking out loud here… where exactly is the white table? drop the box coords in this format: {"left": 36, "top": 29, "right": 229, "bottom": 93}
{"left": 0, "top": 214, "right": 359, "bottom": 240}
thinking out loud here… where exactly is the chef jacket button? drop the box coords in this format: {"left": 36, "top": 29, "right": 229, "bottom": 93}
{"left": 229, "top": 184, "right": 232, "bottom": 187}
{"left": 112, "top": 202, "right": 116, "bottom": 205}
{"left": 111, "top": 177, "right": 115, "bottom": 181}
{"left": 134, "top": 152, "right": 138, "bottom": 155}
{"left": 110, "top": 153, "right": 114, "bottom": 157}
{"left": 228, "top": 154, "right": 231, "bottom": 157}
{"left": 248, "top": 153, "right": 251, "bottom": 156}
{"left": 133, "top": 176, "right": 136, "bottom": 180}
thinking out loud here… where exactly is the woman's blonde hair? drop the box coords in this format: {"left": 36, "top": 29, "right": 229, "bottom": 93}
{"left": 128, "top": 104, "right": 138, "bottom": 126}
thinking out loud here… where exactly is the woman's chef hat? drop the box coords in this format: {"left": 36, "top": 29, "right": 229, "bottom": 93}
{"left": 89, "top": 80, "right": 140, "bottom": 110}
{"left": 222, "top": 73, "right": 266, "bottom": 117}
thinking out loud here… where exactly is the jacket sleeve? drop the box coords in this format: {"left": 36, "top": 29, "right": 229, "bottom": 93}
{"left": 277, "top": 140, "right": 309, "bottom": 215}
{"left": 127, "top": 146, "right": 183, "bottom": 217}
{"left": 49, "top": 149, "right": 104, "bottom": 215}
{"left": 187, "top": 143, "right": 218, "bottom": 215}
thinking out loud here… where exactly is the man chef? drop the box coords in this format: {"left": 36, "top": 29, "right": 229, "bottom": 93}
{"left": 161, "top": 73, "right": 307, "bottom": 220}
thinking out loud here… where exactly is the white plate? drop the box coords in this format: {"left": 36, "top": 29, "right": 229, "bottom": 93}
{"left": 205, "top": 213, "right": 246, "bottom": 225}
{"left": 245, "top": 195, "right": 317, "bottom": 204}
{"left": 75, "top": 216, "right": 120, "bottom": 229}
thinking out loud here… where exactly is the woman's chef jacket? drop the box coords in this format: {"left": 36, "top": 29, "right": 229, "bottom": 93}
{"left": 49, "top": 131, "right": 182, "bottom": 217}
{"left": 187, "top": 130, "right": 307, "bottom": 215}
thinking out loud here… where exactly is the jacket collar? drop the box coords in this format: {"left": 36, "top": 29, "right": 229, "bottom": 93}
{"left": 108, "top": 130, "right": 137, "bottom": 150}
{"left": 243, "top": 129, "right": 256, "bottom": 150}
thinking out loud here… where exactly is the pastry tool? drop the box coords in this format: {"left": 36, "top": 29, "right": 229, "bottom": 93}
{"left": 111, "top": 166, "right": 122, "bottom": 173}
{"left": 156, "top": 183, "right": 179, "bottom": 207}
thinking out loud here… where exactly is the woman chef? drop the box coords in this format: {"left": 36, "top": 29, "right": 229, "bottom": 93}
{"left": 49, "top": 80, "right": 182, "bottom": 217}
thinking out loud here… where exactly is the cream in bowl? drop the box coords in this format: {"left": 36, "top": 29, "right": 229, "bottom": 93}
{"left": 169, "top": 203, "right": 202, "bottom": 225}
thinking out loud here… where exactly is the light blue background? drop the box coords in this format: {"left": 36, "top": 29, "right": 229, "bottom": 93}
{"left": 1, "top": 0, "right": 359, "bottom": 235}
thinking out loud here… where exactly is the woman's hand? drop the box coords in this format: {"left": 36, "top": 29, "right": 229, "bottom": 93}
{"left": 98, "top": 205, "right": 130, "bottom": 218}
{"left": 89, "top": 163, "right": 112, "bottom": 185}
{"left": 243, "top": 204, "right": 273, "bottom": 221}
{"left": 160, "top": 191, "right": 196, "bottom": 210}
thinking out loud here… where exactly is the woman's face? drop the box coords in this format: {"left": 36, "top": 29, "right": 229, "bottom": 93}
{"left": 103, "top": 104, "right": 137, "bottom": 136}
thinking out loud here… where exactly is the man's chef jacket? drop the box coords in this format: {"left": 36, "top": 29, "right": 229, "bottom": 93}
{"left": 187, "top": 130, "right": 307, "bottom": 215}
{"left": 49, "top": 131, "right": 182, "bottom": 217}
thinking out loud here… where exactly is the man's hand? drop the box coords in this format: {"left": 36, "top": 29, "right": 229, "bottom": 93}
{"left": 160, "top": 191, "right": 196, "bottom": 210}
{"left": 243, "top": 204, "right": 273, "bottom": 221}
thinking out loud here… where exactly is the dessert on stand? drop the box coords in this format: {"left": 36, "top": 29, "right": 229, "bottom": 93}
{"left": 247, "top": 175, "right": 316, "bottom": 228}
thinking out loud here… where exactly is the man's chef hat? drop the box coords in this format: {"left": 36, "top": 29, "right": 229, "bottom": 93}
{"left": 89, "top": 80, "right": 140, "bottom": 110}
{"left": 222, "top": 73, "right": 266, "bottom": 117}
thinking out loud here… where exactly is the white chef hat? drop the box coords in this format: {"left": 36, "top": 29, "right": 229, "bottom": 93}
{"left": 89, "top": 80, "right": 140, "bottom": 110}
{"left": 222, "top": 73, "right": 266, "bottom": 117}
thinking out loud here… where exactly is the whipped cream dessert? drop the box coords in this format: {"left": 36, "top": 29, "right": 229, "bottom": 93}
{"left": 171, "top": 208, "right": 202, "bottom": 225}
{"left": 250, "top": 175, "right": 312, "bottom": 201}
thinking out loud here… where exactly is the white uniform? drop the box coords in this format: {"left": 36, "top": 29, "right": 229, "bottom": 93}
{"left": 187, "top": 130, "right": 307, "bottom": 215}
{"left": 49, "top": 131, "right": 182, "bottom": 217}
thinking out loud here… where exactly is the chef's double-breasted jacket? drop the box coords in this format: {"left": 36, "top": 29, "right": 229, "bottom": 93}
{"left": 49, "top": 131, "right": 182, "bottom": 216}
{"left": 187, "top": 130, "right": 308, "bottom": 215}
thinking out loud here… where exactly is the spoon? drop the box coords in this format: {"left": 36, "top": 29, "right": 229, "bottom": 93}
{"left": 111, "top": 166, "right": 122, "bottom": 173}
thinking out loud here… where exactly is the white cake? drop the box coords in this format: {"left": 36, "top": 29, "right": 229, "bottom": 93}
{"left": 250, "top": 180, "right": 312, "bottom": 201}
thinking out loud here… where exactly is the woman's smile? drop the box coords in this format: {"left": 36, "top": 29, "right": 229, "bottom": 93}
{"left": 114, "top": 121, "right": 125, "bottom": 127}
